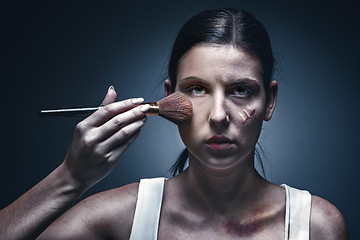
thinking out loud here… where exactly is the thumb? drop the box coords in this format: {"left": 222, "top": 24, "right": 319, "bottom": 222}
{"left": 101, "top": 86, "right": 117, "bottom": 106}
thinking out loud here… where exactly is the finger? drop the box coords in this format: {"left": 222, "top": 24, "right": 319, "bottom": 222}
{"left": 83, "top": 98, "right": 146, "bottom": 127}
{"left": 98, "top": 117, "right": 147, "bottom": 156}
{"left": 93, "top": 104, "right": 150, "bottom": 141}
{"left": 101, "top": 86, "right": 117, "bottom": 106}
{"left": 103, "top": 130, "right": 140, "bottom": 163}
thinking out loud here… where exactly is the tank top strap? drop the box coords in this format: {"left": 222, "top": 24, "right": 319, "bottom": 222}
{"left": 282, "top": 184, "right": 312, "bottom": 240}
{"left": 129, "top": 177, "right": 165, "bottom": 240}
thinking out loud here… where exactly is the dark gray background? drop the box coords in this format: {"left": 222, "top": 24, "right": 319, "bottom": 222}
{"left": 1, "top": 0, "right": 359, "bottom": 238}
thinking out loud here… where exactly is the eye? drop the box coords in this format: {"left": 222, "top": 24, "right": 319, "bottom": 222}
{"left": 232, "top": 87, "right": 250, "bottom": 96}
{"left": 187, "top": 85, "right": 206, "bottom": 96}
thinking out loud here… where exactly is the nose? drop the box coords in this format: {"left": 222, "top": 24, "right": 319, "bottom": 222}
{"left": 208, "top": 92, "right": 229, "bottom": 127}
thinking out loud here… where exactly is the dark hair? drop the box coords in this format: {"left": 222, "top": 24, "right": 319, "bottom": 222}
{"left": 169, "top": 8, "right": 275, "bottom": 177}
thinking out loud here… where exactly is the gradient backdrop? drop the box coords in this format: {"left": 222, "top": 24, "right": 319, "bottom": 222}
{"left": 1, "top": 0, "right": 359, "bottom": 238}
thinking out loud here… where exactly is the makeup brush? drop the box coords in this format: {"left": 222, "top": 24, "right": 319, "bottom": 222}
{"left": 39, "top": 92, "right": 193, "bottom": 124}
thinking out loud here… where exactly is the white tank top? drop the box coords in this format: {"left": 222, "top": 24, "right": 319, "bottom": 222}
{"left": 129, "top": 178, "right": 311, "bottom": 240}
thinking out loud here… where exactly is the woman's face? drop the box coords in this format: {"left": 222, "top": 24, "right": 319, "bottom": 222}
{"left": 171, "top": 45, "right": 277, "bottom": 170}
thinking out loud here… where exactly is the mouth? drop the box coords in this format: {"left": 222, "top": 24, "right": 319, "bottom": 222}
{"left": 205, "top": 135, "right": 235, "bottom": 150}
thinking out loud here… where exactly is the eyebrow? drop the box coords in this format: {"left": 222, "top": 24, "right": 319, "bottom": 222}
{"left": 227, "top": 78, "right": 261, "bottom": 88}
{"left": 178, "top": 76, "right": 260, "bottom": 87}
{"left": 177, "top": 76, "right": 211, "bottom": 87}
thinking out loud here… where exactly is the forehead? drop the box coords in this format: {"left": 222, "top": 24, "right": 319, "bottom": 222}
{"left": 177, "top": 45, "right": 263, "bottom": 84}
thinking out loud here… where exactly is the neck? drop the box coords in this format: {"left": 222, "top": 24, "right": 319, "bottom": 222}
{"left": 179, "top": 151, "right": 267, "bottom": 215}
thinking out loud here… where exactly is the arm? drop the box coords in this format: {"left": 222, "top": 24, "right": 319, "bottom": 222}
{"left": 0, "top": 164, "right": 87, "bottom": 240}
{"left": 37, "top": 182, "right": 139, "bottom": 240}
{"left": 310, "top": 195, "right": 348, "bottom": 240}
{"left": 0, "top": 86, "right": 148, "bottom": 239}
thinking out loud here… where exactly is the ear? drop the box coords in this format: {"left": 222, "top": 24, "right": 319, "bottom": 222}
{"left": 164, "top": 79, "right": 172, "bottom": 97}
{"left": 264, "top": 80, "right": 278, "bottom": 121}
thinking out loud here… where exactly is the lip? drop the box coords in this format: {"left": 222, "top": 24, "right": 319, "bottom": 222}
{"left": 205, "top": 135, "right": 235, "bottom": 150}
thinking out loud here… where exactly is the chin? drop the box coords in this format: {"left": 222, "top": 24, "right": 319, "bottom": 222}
{"left": 189, "top": 148, "right": 255, "bottom": 171}
{"left": 197, "top": 155, "right": 248, "bottom": 171}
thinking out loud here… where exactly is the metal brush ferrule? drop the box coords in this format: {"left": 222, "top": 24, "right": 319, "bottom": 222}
{"left": 145, "top": 102, "right": 159, "bottom": 115}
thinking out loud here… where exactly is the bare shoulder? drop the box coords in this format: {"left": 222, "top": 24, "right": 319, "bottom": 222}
{"left": 310, "top": 195, "right": 348, "bottom": 240}
{"left": 39, "top": 182, "right": 139, "bottom": 239}
{"left": 79, "top": 182, "right": 140, "bottom": 231}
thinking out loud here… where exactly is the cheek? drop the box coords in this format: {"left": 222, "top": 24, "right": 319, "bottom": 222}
{"left": 177, "top": 115, "right": 197, "bottom": 143}
{"left": 183, "top": 98, "right": 209, "bottom": 127}
{"left": 177, "top": 121, "right": 198, "bottom": 152}
{"left": 239, "top": 105, "right": 256, "bottom": 124}
{"left": 177, "top": 101, "right": 208, "bottom": 146}
{"left": 231, "top": 101, "right": 266, "bottom": 133}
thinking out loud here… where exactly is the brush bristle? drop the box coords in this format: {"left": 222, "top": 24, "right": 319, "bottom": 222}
{"left": 157, "top": 92, "right": 193, "bottom": 124}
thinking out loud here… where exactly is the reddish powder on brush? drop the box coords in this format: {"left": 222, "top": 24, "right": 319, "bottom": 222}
{"left": 157, "top": 92, "right": 193, "bottom": 124}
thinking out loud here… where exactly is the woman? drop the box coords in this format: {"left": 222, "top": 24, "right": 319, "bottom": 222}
{"left": 0, "top": 8, "right": 347, "bottom": 239}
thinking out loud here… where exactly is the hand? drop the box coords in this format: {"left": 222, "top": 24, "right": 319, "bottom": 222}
{"left": 62, "top": 86, "right": 149, "bottom": 189}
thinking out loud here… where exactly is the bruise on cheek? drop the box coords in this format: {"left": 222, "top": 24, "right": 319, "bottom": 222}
{"left": 240, "top": 105, "right": 256, "bottom": 124}
{"left": 223, "top": 218, "right": 262, "bottom": 237}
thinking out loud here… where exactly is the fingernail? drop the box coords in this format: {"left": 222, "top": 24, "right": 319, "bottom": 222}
{"left": 108, "top": 86, "right": 115, "bottom": 91}
{"left": 132, "top": 98, "right": 144, "bottom": 105}
{"left": 140, "top": 104, "right": 151, "bottom": 112}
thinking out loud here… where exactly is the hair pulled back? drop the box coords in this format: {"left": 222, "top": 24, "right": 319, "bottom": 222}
{"left": 169, "top": 8, "right": 275, "bottom": 176}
